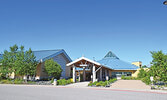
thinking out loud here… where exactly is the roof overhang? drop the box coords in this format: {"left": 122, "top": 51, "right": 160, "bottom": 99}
{"left": 66, "top": 57, "right": 112, "bottom": 70}
{"left": 39, "top": 49, "right": 72, "bottom": 63}
{"left": 67, "top": 57, "right": 101, "bottom": 66}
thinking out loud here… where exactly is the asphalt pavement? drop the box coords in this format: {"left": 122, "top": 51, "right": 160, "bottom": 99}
{"left": 0, "top": 85, "right": 167, "bottom": 100}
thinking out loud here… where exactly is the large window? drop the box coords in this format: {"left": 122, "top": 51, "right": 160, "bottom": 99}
{"left": 111, "top": 72, "right": 132, "bottom": 78}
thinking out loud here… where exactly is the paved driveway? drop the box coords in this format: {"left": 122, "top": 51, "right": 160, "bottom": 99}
{"left": 0, "top": 84, "right": 166, "bottom": 100}
{"left": 111, "top": 80, "right": 151, "bottom": 90}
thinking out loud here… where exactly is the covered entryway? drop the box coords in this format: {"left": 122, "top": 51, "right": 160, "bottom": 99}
{"left": 66, "top": 57, "right": 112, "bottom": 83}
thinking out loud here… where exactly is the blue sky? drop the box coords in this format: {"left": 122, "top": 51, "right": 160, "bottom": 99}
{"left": 0, "top": 0, "right": 167, "bottom": 65}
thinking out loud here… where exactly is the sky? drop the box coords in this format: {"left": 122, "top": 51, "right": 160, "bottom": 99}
{"left": 0, "top": 0, "right": 167, "bottom": 66}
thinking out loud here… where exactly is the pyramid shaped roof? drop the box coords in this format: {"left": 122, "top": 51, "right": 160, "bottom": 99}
{"left": 98, "top": 51, "right": 138, "bottom": 70}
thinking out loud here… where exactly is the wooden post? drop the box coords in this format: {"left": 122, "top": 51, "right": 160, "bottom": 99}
{"left": 100, "top": 68, "right": 102, "bottom": 81}
{"left": 83, "top": 67, "right": 86, "bottom": 81}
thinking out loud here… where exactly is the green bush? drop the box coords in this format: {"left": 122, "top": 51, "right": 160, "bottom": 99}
{"left": 61, "top": 79, "right": 67, "bottom": 85}
{"left": 92, "top": 81, "right": 98, "bottom": 86}
{"left": 57, "top": 79, "right": 72, "bottom": 85}
{"left": 109, "top": 78, "right": 117, "bottom": 83}
{"left": 121, "top": 76, "right": 138, "bottom": 80}
{"left": 141, "top": 76, "right": 151, "bottom": 85}
{"left": 121, "top": 75, "right": 125, "bottom": 79}
{"left": 88, "top": 80, "right": 112, "bottom": 87}
{"left": 96, "top": 83, "right": 101, "bottom": 86}
{"left": 0, "top": 80, "right": 13, "bottom": 84}
{"left": 138, "top": 68, "right": 147, "bottom": 79}
{"left": 0, "top": 76, "right": 2, "bottom": 81}
{"left": 67, "top": 79, "right": 71, "bottom": 84}
{"left": 51, "top": 78, "right": 54, "bottom": 84}
{"left": 27, "top": 81, "right": 36, "bottom": 84}
{"left": 14, "top": 79, "right": 23, "bottom": 84}
{"left": 88, "top": 83, "right": 93, "bottom": 86}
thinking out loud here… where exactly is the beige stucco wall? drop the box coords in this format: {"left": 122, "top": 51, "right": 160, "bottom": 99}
{"left": 132, "top": 68, "right": 149, "bottom": 77}
{"left": 132, "top": 61, "right": 142, "bottom": 67}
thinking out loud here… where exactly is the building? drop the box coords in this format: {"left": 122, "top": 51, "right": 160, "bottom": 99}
{"left": 34, "top": 49, "right": 72, "bottom": 80}
{"left": 0, "top": 49, "right": 72, "bottom": 80}
{"left": 1, "top": 50, "right": 139, "bottom": 82}
{"left": 66, "top": 51, "right": 139, "bottom": 82}
{"left": 132, "top": 61, "right": 142, "bottom": 68}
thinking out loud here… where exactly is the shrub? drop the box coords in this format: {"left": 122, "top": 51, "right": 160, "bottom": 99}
{"left": 121, "top": 75, "right": 125, "bottom": 79}
{"left": 96, "top": 83, "right": 101, "bottom": 86}
{"left": 14, "top": 79, "right": 23, "bottom": 84}
{"left": 61, "top": 79, "right": 67, "bottom": 85}
{"left": 92, "top": 81, "right": 98, "bottom": 86}
{"left": 88, "top": 81, "right": 111, "bottom": 87}
{"left": 88, "top": 83, "right": 93, "bottom": 86}
{"left": 0, "top": 76, "right": 2, "bottom": 81}
{"left": 121, "top": 76, "right": 138, "bottom": 80}
{"left": 109, "top": 78, "right": 117, "bottom": 83}
{"left": 57, "top": 79, "right": 72, "bottom": 85}
{"left": 51, "top": 78, "right": 54, "bottom": 84}
{"left": 67, "top": 79, "right": 71, "bottom": 84}
{"left": 138, "top": 68, "right": 147, "bottom": 79}
{"left": 0, "top": 80, "right": 12, "bottom": 84}
{"left": 27, "top": 81, "right": 36, "bottom": 84}
{"left": 141, "top": 76, "right": 151, "bottom": 85}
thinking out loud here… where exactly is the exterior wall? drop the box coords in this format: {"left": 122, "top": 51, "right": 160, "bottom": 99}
{"left": 36, "top": 63, "right": 42, "bottom": 80}
{"left": 132, "top": 68, "right": 149, "bottom": 77}
{"left": 38, "top": 62, "right": 48, "bottom": 79}
{"left": 111, "top": 70, "right": 137, "bottom": 78}
{"left": 52, "top": 53, "right": 70, "bottom": 78}
{"left": 132, "top": 61, "right": 142, "bottom": 67}
{"left": 65, "top": 64, "right": 71, "bottom": 78}
{"left": 36, "top": 53, "right": 71, "bottom": 80}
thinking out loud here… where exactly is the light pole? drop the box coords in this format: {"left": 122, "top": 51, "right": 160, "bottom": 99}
{"left": 163, "top": 0, "right": 167, "bottom": 5}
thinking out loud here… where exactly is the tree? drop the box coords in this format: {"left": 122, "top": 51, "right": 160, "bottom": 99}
{"left": 0, "top": 44, "right": 18, "bottom": 78}
{"left": 0, "top": 44, "right": 37, "bottom": 81}
{"left": 15, "top": 46, "right": 37, "bottom": 82}
{"left": 150, "top": 51, "right": 167, "bottom": 83}
{"left": 44, "top": 59, "right": 62, "bottom": 79}
{"left": 137, "top": 68, "right": 147, "bottom": 79}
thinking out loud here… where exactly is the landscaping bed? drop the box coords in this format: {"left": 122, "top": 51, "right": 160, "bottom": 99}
{"left": 88, "top": 78, "right": 117, "bottom": 87}
{"left": 0, "top": 79, "right": 36, "bottom": 85}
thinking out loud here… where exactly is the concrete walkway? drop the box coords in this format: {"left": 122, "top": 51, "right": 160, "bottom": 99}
{"left": 65, "top": 82, "right": 89, "bottom": 88}
{"left": 111, "top": 80, "right": 151, "bottom": 90}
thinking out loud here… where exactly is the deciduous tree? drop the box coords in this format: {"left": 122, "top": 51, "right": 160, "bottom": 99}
{"left": 44, "top": 59, "right": 62, "bottom": 79}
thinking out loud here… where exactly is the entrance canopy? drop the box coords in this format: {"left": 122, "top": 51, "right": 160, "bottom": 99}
{"left": 66, "top": 57, "right": 111, "bottom": 69}
{"left": 66, "top": 57, "right": 112, "bottom": 82}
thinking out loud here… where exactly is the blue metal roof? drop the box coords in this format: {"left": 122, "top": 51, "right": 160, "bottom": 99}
{"left": 0, "top": 49, "right": 72, "bottom": 63}
{"left": 98, "top": 51, "right": 138, "bottom": 70}
{"left": 33, "top": 49, "right": 72, "bottom": 62}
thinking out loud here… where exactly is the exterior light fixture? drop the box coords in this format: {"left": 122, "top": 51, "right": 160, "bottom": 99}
{"left": 163, "top": 0, "right": 167, "bottom": 5}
